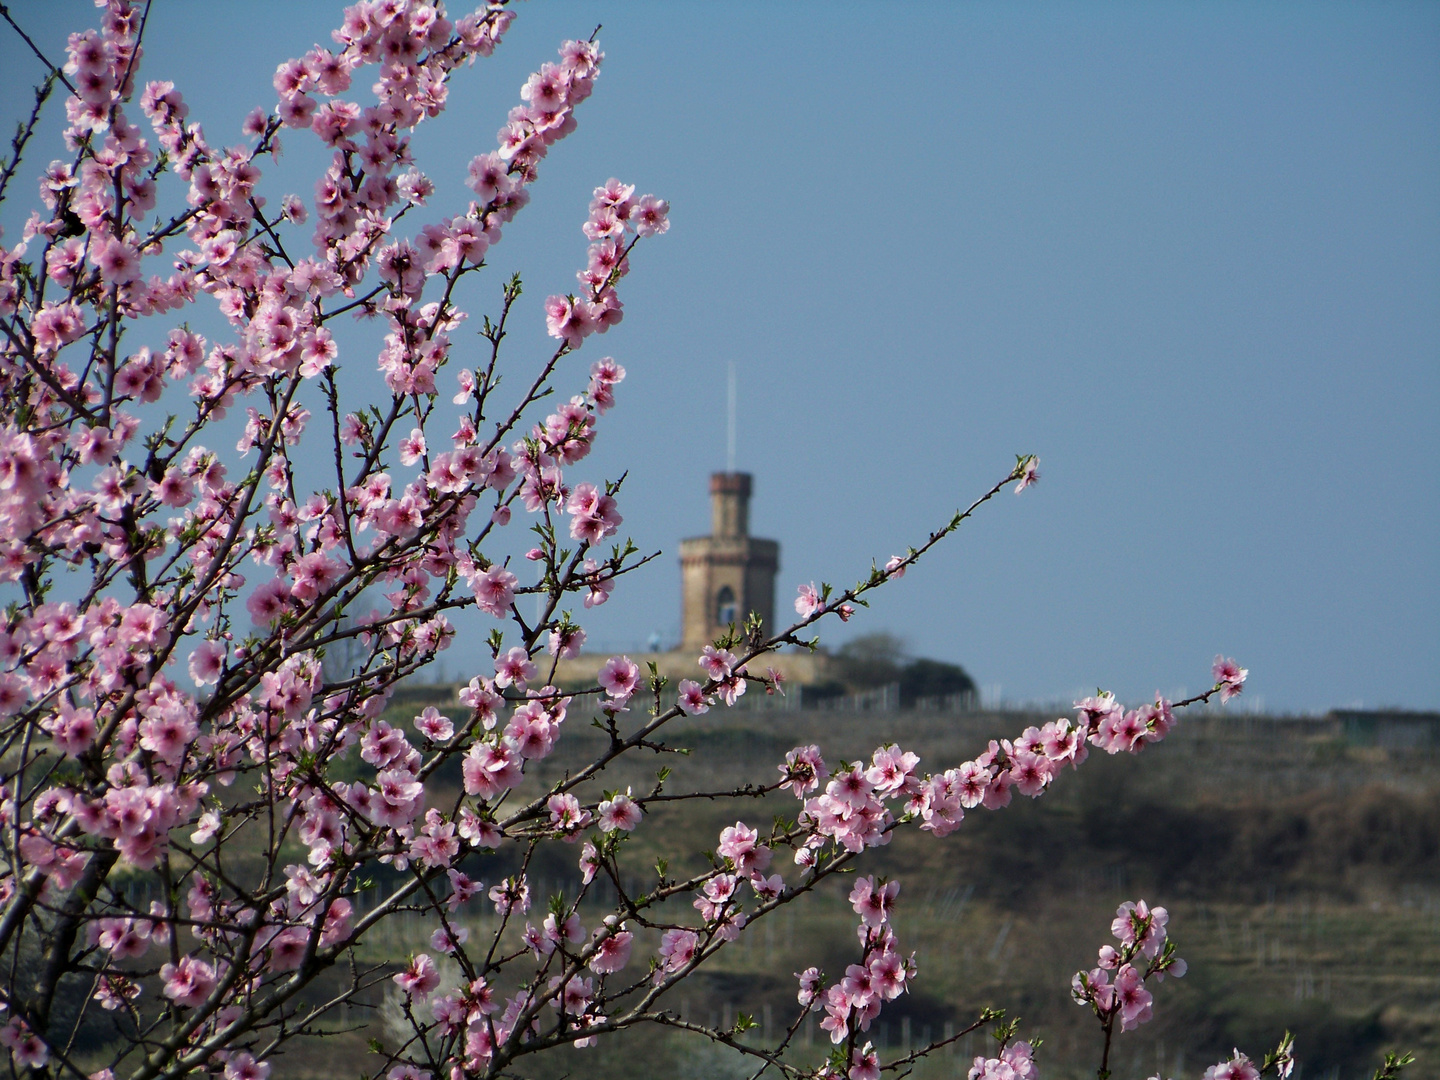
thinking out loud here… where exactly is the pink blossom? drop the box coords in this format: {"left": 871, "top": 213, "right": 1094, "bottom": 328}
{"left": 505, "top": 701, "right": 558, "bottom": 758}
{"left": 597, "top": 655, "right": 639, "bottom": 701}
{"left": 588, "top": 357, "right": 625, "bottom": 410}
{"left": 361, "top": 721, "right": 415, "bottom": 771}
{"left": 494, "top": 646, "right": 537, "bottom": 689}
{"left": 94, "top": 236, "right": 141, "bottom": 285}
{"left": 463, "top": 741, "right": 522, "bottom": 798}
{"left": 139, "top": 709, "right": 199, "bottom": 765}
{"left": 596, "top": 790, "right": 642, "bottom": 832}
{"left": 848, "top": 1042, "right": 879, "bottom": 1080}
{"left": 590, "top": 178, "right": 636, "bottom": 219}
{"left": 1009, "top": 751, "right": 1053, "bottom": 796}
{"left": 654, "top": 928, "right": 698, "bottom": 981}
{"left": 714, "top": 672, "right": 747, "bottom": 706}
{"left": 94, "top": 918, "right": 151, "bottom": 959}
{"left": 1003, "top": 1042, "right": 1038, "bottom": 1078}
{"left": 466, "top": 152, "right": 511, "bottom": 202}
{"left": 827, "top": 765, "right": 877, "bottom": 810}
{"left": 780, "top": 744, "right": 828, "bottom": 797}
{"left": 678, "top": 678, "right": 710, "bottom": 714}
{"left": 459, "top": 677, "right": 503, "bottom": 729}
{"left": 1114, "top": 963, "right": 1153, "bottom": 1029}
{"left": 588, "top": 922, "right": 633, "bottom": 974}
{"left": 547, "top": 793, "right": 592, "bottom": 836}
{"left": 819, "top": 986, "right": 850, "bottom": 1043}
{"left": 471, "top": 564, "right": 518, "bottom": 617}
{"left": 750, "top": 871, "right": 784, "bottom": 900}
{"left": 1014, "top": 454, "right": 1040, "bottom": 493}
{"left": 191, "top": 811, "right": 221, "bottom": 845}
{"left": 267, "top": 929, "right": 309, "bottom": 972}
{"left": 523, "top": 922, "right": 553, "bottom": 958}
{"left": 544, "top": 911, "right": 584, "bottom": 950}
{"left": 224, "top": 1053, "right": 271, "bottom": 1080}
{"left": 865, "top": 744, "right": 920, "bottom": 796}
{"left": 579, "top": 841, "right": 601, "bottom": 885}
{"left": 393, "top": 953, "right": 440, "bottom": 997}
{"left": 566, "top": 482, "right": 622, "bottom": 542}
{"left": 631, "top": 194, "right": 670, "bottom": 237}
{"left": 288, "top": 552, "right": 344, "bottom": 603}
{"left": 1072, "top": 966, "right": 1114, "bottom": 1010}
{"left": 795, "top": 583, "right": 823, "bottom": 617}
{"left": 161, "top": 956, "right": 217, "bottom": 1008}
{"left": 849, "top": 876, "right": 899, "bottom": 929}
{"left": 797, "top": 966, "right": 824, "bottom": 1008}
{"left": 1112, "top": 899, "right": 1168, "bottom": 958}
{"left": 548, "top": 624, "right": 586, "bottom": 658}
{"left": 840, "top": 961, "right": 878, "bottom": 1010}
{"left": 447, "top": 869, "right": 482, "bottom": 909}
{"left": 1144, "top": 696, "right": 1176, "bottom": 742}
{"left": 411, "top": 810, "right": 460, "bottom": 869}
{"left": 399, "top": 428, "right": 427, "bottom": 466}
{"left": 717, "top": 822, "right": 770, "bottom": 874}
{"left": 31, "top": 302, "right": 86, "bottom": 352}
{"left": 545, "top": 294, "right": 596, "bottom": 349}
{"left": 1040, "top": 719, "right": 1087, "bottom": 768}
{"left": 1212, "top": 655, "right": 1248, "bottom": 702}
{"left": 980, "top": 767, "right": 1013, "bottom": 810}
{"left": 414, "top": 706, "right": 454, "bottom": 743}
{"left": 370, "top": 769, "right": 425, "bottom": 827}
{"left": 1204, "top": 1053, "right": 1260, "bottom": 1080}
{"left": 281, "top": 194, "right": 307, "bottom": 223}
{"left": 698, "top": 645, "right": 736, "bottom": 680}
{"left": 555, "top": 973, "right": 595, "bottom": 1017}
{"left": 48, "top": 702, "right": 96, "bottom": 756}
{"left": 299, "top": 328, "right": 337, "bottom": 376}
{"left": 396, "top": 170, "right": 433, "bottom": 205}
{"left": 583, "top": 204, "right": 625, "bottom": 241}
{"left": 246, "top": 578, "right": 291, "bottom": 625}
{"left": 868, "top": 949, "right": 908, "bottom": 999}
{"left": 582, "top": 561, "right": 614, "bottom": 607}
{"left": 1, "top": 1022, "right": 48, "bottom": 1068}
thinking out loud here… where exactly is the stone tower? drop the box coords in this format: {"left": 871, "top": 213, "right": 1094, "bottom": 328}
{"left": 679, "top": 473, "right": 779, "bottom": 652}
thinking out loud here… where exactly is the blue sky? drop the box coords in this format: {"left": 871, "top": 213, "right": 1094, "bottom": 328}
{"left": 2, "top": 1, "right": 1436, "bottom": 712}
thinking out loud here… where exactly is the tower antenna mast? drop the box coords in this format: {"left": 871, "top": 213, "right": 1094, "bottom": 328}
{"left": 726, "top": 360, "right": 736, "bottom": 473}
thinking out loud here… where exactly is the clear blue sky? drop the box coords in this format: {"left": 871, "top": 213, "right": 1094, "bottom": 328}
{"left": 3, "top": 1, "right": 1436, "bottom": 712}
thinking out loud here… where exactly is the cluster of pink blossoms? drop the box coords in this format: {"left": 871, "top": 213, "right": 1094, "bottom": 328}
{"left": 0, "top": 0, "right": 1289, "bottom": 1075}
{"left": 768, "top": 688, "right": 1180, "bottom": 864}
{"left": 1071, "top": 905, "right": 1301, "bottom": 1080}
{"left": 794, "top": 874, "right": 915, "bottom": 1058}
{"left": 0, "top": 1016, "right": 47, "bottom": 1069}
{"left": 968, "top": 1039, "right": 1040, "bottom": 1080}
{"left": 1213, "top": 655, "right": 1248, "bottom": 702}
{"left": 1200, "top": 1054, "right": 1262, "bottom": 1080}
{"left": 389, "top": 902, "right": 640, "bottom": 1069}
{"left": 1071, "top": 900, "right": 1187, "bottom": 1034}
{"left": 686, "top": 820, "right": 782, "bottom": 944}
{"left": 0, "top": 0, "right": 682, "bottom": 1069}
{"left": 544, "top": 178, "right": 669, "bottom": 350}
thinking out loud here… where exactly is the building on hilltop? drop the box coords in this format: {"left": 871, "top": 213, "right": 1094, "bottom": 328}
{"left": 523, "top": 468, "right": 826, "bottom": 690}
{"left": 679, "top": 472, "right": 778, "bottom": 652}
{"left": 427, "top": 467, "right": 970, "bottom": 700}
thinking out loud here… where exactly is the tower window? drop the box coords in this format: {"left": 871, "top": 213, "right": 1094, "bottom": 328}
{"left": 715, "top": 586, "right": 737, "bottom": 627}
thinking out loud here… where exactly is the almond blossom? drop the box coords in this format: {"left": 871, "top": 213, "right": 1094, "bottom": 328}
{"left": 0, "top": 4, "right": 1291, "bottom": 1079}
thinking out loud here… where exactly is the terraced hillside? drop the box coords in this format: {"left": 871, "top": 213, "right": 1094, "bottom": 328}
{"left": 173, "top": 695, "right": 1440, "bottom": 1080}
